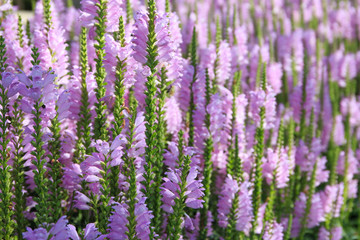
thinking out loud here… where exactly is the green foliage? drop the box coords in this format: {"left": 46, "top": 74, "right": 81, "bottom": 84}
{"left": 112, "top": 17, "right": 127, "bottom": 138}
{"left": 10, "top": 98, "right": 27, "bottom": 239}
{"left": 48, "top": 111, "right": 64, "bottom": 222}
{"left": 199, "top": 68, "right": 214, "bottom": 239}
{"left": 110, "top": 17, "right": 127, "bottom": 200}
{"left": 17, "top": 15, "right": 24, "bottom": 48}
{"left": 42, "top": 0, "right": 52, "bottom": 31}
{"left": 188, "top": 28, "right": 197, "bottom": 147}
{"left": 123, "top": 102, "right": 139, "bottom": 240}
{"left": 167, "top": 131, "right": 191, "bottom": 240}
{"left": 141, "top": 0, "right": 163, "bottom": 236}
{"left": 212, "top": 17, "right": 222, "bottom": 94}
{"left": 251, "top": 63, "right": 267, "bottom": 237}
{"left": 298, "top": 161, "right": 318, "bottom": 240}
{"left": 31, "top": 100, "right": 51, "bottom": 227}
{"left": 93, "top": 0, "right": 109, "bottom": 141}
{"left": 225, "top": 192, "right": 240, "bottom": 240}
{"left": 77, "top": 27, "right": 92, "bottom": 157}
{"left": 126, "top": 0, "right": 132, "bottom": 24}
{"left": 0, "top": 35, "right": 15, "bottom": 240}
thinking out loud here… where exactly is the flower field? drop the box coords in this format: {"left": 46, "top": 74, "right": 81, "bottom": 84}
{"left": 0, "top": 0, "right": 359, "bottom": 239}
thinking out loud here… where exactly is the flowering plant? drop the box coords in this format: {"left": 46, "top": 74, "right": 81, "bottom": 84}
{"left": 0, "top": 0, "right": 359, "bottom": 239}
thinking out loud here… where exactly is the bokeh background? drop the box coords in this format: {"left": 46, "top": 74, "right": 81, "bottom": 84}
{"left": 13, "top": 0, "right": 80, "bottom": 10}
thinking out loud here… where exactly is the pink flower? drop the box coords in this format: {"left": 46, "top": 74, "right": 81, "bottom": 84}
{"left": 249, "top": 86, "right": 276, "bottom": 130}
{"left": 263, "top": 221, "right": 283, "bottom": 240}
{"left": 217, "top": 176, "right": 253, "bottom": 232}
{"left": 161, "top": 167, "right": 204, "bottom": 213}
{"left": 319, "top": 183, "right": 344, "bottom": 218}
{"left": 23, "top": 216, "right": 75, "bottom": 240}
{"left": 267, "top": 63, "right": 283, "bottom": 94}
{"left": 107, "top": 198, "right": 153, "bottom": 240}
{"left": 262, "top": 147, "right": 290, "bottom": 188}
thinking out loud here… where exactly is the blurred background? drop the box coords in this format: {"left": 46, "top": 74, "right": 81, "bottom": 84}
{"left": 12, "top": 0, "right": 80, "bottom": 10}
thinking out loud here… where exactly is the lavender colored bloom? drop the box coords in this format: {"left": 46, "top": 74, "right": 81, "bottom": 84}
{"left": 132, "top": 10, "right": 182, "bottom": 82}
{"left": 84, "top": 223, "right": 102, "bottom": 240}
{"left": 254, "top": 203, "right": 267, "bottom": 234}
{"left": 107, "top": 198, "right": 152, "bottom": 240}
{"left": 74, "top": 191, "right": 91, "bottom": 210}
{"left": 80, "top": 0, "right": 126, "bottom": 32}
{"left": 2, "top": 14, "right": 32, "bottom": 73}
{"left": 318, "top": 226, "right": 342, "bottom": 240}
{"left": 337, "top": 149, "right": 359, "bottom": 180}
{"left": 23, "top": 216, "right": 74, "bottom": 240}
{"left": 0, "top": 0, "right": 12, "bottom": 12}
{"left": 178, "top": 63, "right": 194, "bottom": 113}
{"left": 217, "top": 176, "right": 253, "bottom": 232}
{"left": 161, "top": 166, "right": 204, "bottom": 213}
{"left": 249, "top": 86, "right": 276, "bottom": 130}
{"left": 267, "top": 63, "right": 283, "bottom": 94}
{"left": 163, "top": 143, "right": 199, "bottom": 170}
{"left": 62, "top": 164, "right": 82, "bottom": 192}
{"left": 333, "top": 115, "right": 345, "bottom": 145}
{"left": 319, "top": 183, "right": 344, "bottom": 218}
{"left": 2, "top": 71, "right": 15, "bottom": 89}
{"left": 207, "top": 87, "right": 233, "bottom": 170}
{"left": 104, "top": 33, "right": 137, "bottom": 93}
{"left": 216, "top": 40, "right": 231, "bottom": 86}
{"left": 292, "top": 193, "right": 325, "bottom": 237}
{"left": 164, "top": 96, "right": 182, "bottom": 135}
{"left": 81, "top": 135, "right": 125, "bottom": 191}
{"left": 262, "top": 147, "right": 290, "bottom": 188}
{"left": 341, "top": 96, "right": 360, "bottom": 127}
{"left": 263, "top": 221, "right": 284, "bottom": 240}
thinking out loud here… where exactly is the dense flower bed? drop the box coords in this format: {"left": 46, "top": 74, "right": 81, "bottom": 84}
{"left": 0, "top": 0, "right": 359, "bottom": 239}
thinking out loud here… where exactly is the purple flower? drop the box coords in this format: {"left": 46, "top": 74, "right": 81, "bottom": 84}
{"left": 216, "top": 41, "right": 231, "bottom": 86}
{"left": 267, "top": 63, "right": 283, "bottom": 94}
{"left": 263, "top": 221, "right": 284, "bottom": 240}
{"left": 62, "top": 164, "right": 82, "bottom": 192}
{"left": 84, "top": 223, "right": 102, "bottom": 240}
{"left": 132, "top": 10, "right": 182, "bottom": 82}
{"left": 319, "top": 183, "right": 344, "bottom": 218}
{"left": 17, "top": 67, "right": 58, "bottom": 124}
{"left": 107, "top": 198, "right": 153, "bottom": 240}
{"left": 163, "top": 143, "right": 199, "bottom": 170}
{"left": 262, "top": 147, "right": 290, "bottom": 188}
{"left": 104, "top": 33, "right": 137, "bottom": 95}
{"left": 2, "top": 72, "right": 15, "bottom": 89}
{"left": 249, "top": 86, "right": 276, "bottom": 130}
{"left": 57, "top": 90, "right": 72, "bottom": 121}
{"left": 292, "top": 193, "right": 325, "bottom": 237}
{"left": 337, "top": 149, "right": 359, "bottom": 180}
{"left": 81, "top": 135, "right": 125, "bottom": 190}
{"left": 217, "top": 176, "right": 253, "bottom": 232}
{"left": 318, "top": 226, "right": 342, "bottom": 240}
{"left": 80, "top": 0, "right": 126, "bottom": 32}
{"left": 333, "top": 115, "right": 345, "bottom": 145}
{"left": 74, "top": 191, "right": 91, "bottom": 210}
{"left": 2, "top": 14, "right": 32, "bottom": 73}
{"left": 23, "top": 216, "right": 74, "bottom": 240}
{"left": 207, "top": 87, "right": 233, "bottom": 170}
{"left": 164, "top": 96, "right": 182, "bottom": 135}
{"left": 161, "top": 167, "right": 204, "bottom": 213}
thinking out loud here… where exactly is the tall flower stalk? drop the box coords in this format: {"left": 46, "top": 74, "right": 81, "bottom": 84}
{"left": 141, "top": 0, "right": 164, "bottom": 236}
{"left": 199, "top": 69, "right": 214, "bottom": 239}
{"left": 93, "top": 0, "right": 109, "bottom": 140}
{"left": 251, "top": 63, "right": 267, "bottom": 237}
{"left": 10, "top": 97, "right": 27, "bottom": 238}
{"left": 75, "top": 27, "right": 93, "bottom": 161}
{"left": 0, "top": 35, "right": 14, "bottom": 240}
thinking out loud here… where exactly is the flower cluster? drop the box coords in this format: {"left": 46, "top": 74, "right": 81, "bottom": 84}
{"left": 0, "top": 0, "right": 359, "bottom": 239}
